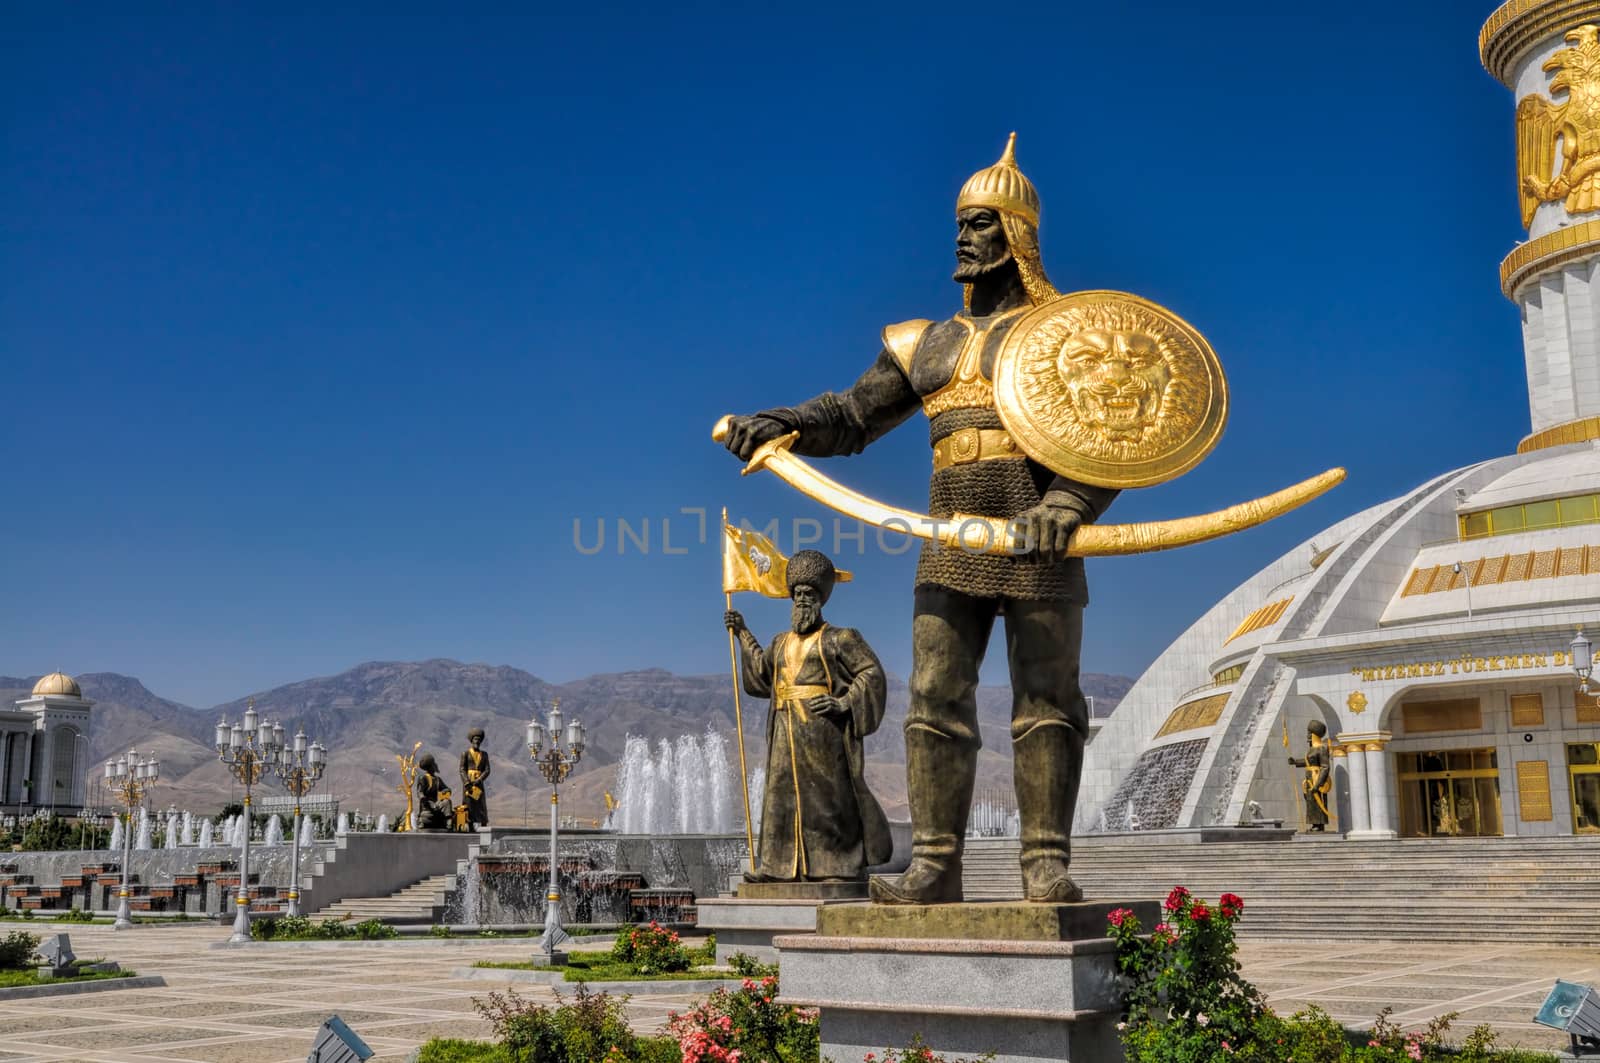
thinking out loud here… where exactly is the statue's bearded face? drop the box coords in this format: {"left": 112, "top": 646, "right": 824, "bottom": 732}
{"left": 791, "top": 584, "right": 824, "bottom": 634}
{"left": 1055, "top": 328, "right": 1172, "bottom": 443}
{"left": 953, "top": 207, "right": 1012, "bottom": 282}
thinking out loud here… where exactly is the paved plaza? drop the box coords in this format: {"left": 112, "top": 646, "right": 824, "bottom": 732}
{"left": 0, "top": 925, "right": 1591, "bottom": 1061}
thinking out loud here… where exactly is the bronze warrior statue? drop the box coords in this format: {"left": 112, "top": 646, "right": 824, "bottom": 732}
{"left": 415, "top": 754, "right": 454, "bottom": 831}
{"left": 720, "top": 137, "right": 1112, "bottom": 905}
{"left": 460, "top": 727, "right": 491, "bottom": 829}
{"left": 725, "top": 550, "right": 892, "bottom": 882}
{"left": 1288, "top": 720, "right": 1333, "bottom": 832}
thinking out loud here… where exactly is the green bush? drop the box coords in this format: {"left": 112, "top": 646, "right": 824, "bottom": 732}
{"left": 666, "top": 974, "right": 819, "bottom": 1063}
{"left": 609, "top": 921, "right": 690, "bottom": 975}
{"left": 0, "top": 930, "right": 40, "bottom": 970}
{"left": 472, "top": 985, "right": 679, "bottom": 1063}
{"left": 415, "top": 1039, "right": 514, "bottom": 1063}
{"left": 727, "top": 951, "right": 779, "bottom": 978}
{"left": 51, "top": 909, "right": 94, "bottom": 923}
{"left": 350, "top": 918, "right": 398, "bottom": 940}
{"left": 430, "top": 924, "right": 453, "bottom": 938}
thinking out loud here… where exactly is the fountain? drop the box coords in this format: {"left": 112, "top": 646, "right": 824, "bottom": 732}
{"left": 180, "top": 811, "right": 195, "bottom": 846}
{"left": 298, "top": 816, "right": 314, "bottom": 847}
{"left": 375, "top": 813, "right": 389, "bottom": 832}
{"left": 198, "top": 818, "right": 213, "bottom": 848}
{"left": 108, "top": 816, "right": 124, "bottom": 853}
{"left": 134, "top": 808, "right": 152, "bottom": 851}
{"left": 164, "top": 811, "right": 180, "bottom": 849}
{"left": 614, "top": 731, "right": 742, "bottom": 835}
{"left": 263, "top": 814, "right": 284, "bottom": 846}
{"left": 336, "top": 812, "right": 349, "bottom": 835}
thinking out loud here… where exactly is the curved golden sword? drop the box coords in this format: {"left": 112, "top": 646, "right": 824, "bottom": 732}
{"left": 712, "top": 416, "right": 1344, "bottom": 557}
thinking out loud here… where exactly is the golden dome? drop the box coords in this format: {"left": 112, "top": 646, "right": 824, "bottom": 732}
{"left": 957, "top": 132, "right": 1041, "bottom": 228}
{"left": 32, "top": 671, "right": 81, "bottom": 697}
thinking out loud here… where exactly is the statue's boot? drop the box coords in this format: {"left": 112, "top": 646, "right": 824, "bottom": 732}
{"left": 869, "top": 727, "right": 974, "bottom": 905}
{"left": 1015, "top": 722, "right": 1086, "bottom": 904}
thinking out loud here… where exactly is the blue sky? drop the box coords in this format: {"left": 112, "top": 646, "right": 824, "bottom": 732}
{"left": 2, "top": 4, "right": 1529, "bottom": 708}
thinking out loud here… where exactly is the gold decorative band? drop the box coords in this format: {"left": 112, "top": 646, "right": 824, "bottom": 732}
{"left": 954, "top": 190, "right": 1039, "bottom": 227}
{"left": 775, "top": 683, "right": 828, "bottom": 703}
{"left": 932, "top": 427, "right": 1023, "bottom": 470}
{"left": 1500, "top": 219, "right": 1600, "bottom": 295}
{"left": 1518, "top": 413, "right": 1600, "bottom": 451}
{"left": 1481, "top": 0, "right": 1600, "bottom": 85}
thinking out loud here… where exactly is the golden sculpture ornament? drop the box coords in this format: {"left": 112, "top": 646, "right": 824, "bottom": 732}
{"left": 1348, "top": 690, "right": 1368, "bottom": 715}
{"left": 1518, "top": 25, "right": 1600, "bottom": 226}
{"left": 711, "top": 418, "right": 1343, "bottom": 557}
{"left": 993, "top": 290, "right": 1227, "bottom": 488}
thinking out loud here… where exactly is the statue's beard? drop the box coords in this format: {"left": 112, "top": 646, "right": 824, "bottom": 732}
{"left": 791, "top": 601, "right": 823, "bottom": 634}
{"left": 953, "top": 248, "right": 1014, "bottom": 282}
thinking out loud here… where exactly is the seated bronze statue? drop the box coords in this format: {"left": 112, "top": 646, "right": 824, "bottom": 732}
{"left": 415, "top": 754, "right": 455, "bottom": 831}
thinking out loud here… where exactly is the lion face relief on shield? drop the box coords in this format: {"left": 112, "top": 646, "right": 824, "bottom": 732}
{"left": 1054, "top": 326, "right": 1174, "bottom": 445}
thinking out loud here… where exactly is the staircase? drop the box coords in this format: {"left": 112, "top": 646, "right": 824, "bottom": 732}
{"left": 963, "top": 835, "right": 1600, "bottom": 945}
{"left": 315, "top": 873, "right": 454, "bottom": 924}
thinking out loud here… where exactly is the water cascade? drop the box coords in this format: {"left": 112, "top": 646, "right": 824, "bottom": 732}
{"left": 614, "top": 732, "right": 742, "bottom": 835}
{"left": 164, "top": 811, "right": 180, "bottom": 849}
{"left": 263, "top": 815, "right": 284, "bottom": 846}
{"left": 180, "top": 811, "right": 195, "bottom": 846}
{"left": 108, "top": 816, "right": 124, "bottom": 853}
{"left": 134, "top": 808, "right": 152, "bottom": 851}
{"left": 375, "top": 814, "right": 389, "bottom": 832}
{"left": 336, "top": 812, "right": 349, "bottom": 835}
{"left": 198, "top": 818, "right": 214, "bottom": 848}
{"left": 298, "top": 816, "right": 313, "bottom": 847}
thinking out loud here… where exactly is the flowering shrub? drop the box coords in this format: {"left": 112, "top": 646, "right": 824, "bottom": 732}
{"left": 864, "top": 1036, "right": 996, "bottom": 1061}
{"left": 611, "top": 921, "right": 691, "bottom": 975}
{"left": 1109, "top": 891, "right": 1556, "bottom": 1062}
{"left": 666, "top": 975, "right": 819, "bottom": 1063}
{"left": 471, "top": 985, "right": 679, "bottom": 1063}
{"left": 1107, "top": 887, "right": 1265, "bottom": 1061}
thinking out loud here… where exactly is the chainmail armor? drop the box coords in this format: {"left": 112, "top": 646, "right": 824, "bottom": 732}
{"left": 917, "top": 410, "right": 1087, "bottom": 603}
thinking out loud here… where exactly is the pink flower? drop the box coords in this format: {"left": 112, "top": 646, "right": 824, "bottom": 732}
{"left": 1196, "top": 1012, "right": 1210, "bottom": 1027}
{"left": 1164, "top": 885, "right": 1191, "bottom": 911}
{"left": 1221, "top": 1041, "right": 1233, "bottom": 1054}
{"left": 1406, "top": 1041, "right": 1422, "bottom": 1061}
{"left": 1108, "top": 907, "right": 1134, "bottom": 927}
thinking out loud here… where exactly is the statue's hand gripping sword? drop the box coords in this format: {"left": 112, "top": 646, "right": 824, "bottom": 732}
{"left": 712, "top": 416, "right": 1344, "bottom": 557}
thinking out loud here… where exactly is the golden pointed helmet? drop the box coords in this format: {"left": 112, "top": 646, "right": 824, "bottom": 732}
{"left": 956, "top": 133, "right": 1058, "bottom": 308}
{"left": 957, "top": 132, "right": 1040, "bottom": 227}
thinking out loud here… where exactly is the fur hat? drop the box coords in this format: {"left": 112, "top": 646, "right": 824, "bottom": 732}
{"left": 786, "top": 550, "right": 838, "bottom": 603}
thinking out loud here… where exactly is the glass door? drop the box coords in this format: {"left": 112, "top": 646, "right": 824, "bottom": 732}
{"left": 1397, "top": 748, "right": 1503, "bottom": 837}
{"left": 1569, "top": 743, "right": 1600, "bottom": 835}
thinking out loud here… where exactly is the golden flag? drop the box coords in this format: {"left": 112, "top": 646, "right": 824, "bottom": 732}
{"left": 721, "top": 512, "right": 851, "bottom": 597}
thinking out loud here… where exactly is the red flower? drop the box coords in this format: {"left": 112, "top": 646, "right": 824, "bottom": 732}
{"left": 1164, "top": 885, "right": 1191, "bottom": 911}
{"left": 1191, "top": 903, "right": 1210, "bottom": 922}
{"left": 1108, "top": 907, "right": 1134, "bottom": 927}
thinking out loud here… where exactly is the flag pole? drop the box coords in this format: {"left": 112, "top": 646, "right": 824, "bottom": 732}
{"left": 723, "top": 509, "right": 757, "bottom": 869}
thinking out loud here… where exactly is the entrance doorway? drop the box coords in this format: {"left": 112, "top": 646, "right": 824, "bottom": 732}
{"left": 1569, "top": 743, "right": 1600, "bottom": 835}
{"left": 1397, "top": 748, "right": 1503, "bottom": 837}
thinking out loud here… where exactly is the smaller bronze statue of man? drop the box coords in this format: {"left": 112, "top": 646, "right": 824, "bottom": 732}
{"left": 724, "top": 550, "right": 892, "bottom": 882}
{"left": 415, "top": 754, "right": 454, "bottom": 831}
{"left": 459, "top": 728, "right": 491, "bottom": 829}
{"left": 1287, "top": 720, "right": 1333, "bottom": 832}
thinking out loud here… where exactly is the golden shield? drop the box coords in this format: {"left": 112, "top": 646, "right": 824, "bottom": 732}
{"left": 993, "top": 290, "right": 1228, "bottom": 489}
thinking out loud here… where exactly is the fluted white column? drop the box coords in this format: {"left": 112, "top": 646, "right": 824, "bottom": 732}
{"left": 1364, "top": 742, "right": 1397, "bottom": 838}
{"left": 1343, "top": 743, "right": 1370, "bottom": 834}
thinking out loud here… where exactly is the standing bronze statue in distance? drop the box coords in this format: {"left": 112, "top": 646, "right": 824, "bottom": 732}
{"left": 460, "top": 727, "right": 491, "bottom": 829}
{"left": 1289, "top": 720, "right": 1333, "bottom": 832}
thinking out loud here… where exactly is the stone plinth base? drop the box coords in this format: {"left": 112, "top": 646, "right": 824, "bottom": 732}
{"left": 696, "top": 895, "right": 827, "bottom": 964}
{"left": 776, "top": 900, "right": 1157, "bottom": 1063}
{"left": 736, "top": 879, "right": 867, "bottom": 901}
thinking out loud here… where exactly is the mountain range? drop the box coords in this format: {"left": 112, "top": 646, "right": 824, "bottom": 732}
{"left": 1, "top": 660, "right": 1133, "bottom": 823}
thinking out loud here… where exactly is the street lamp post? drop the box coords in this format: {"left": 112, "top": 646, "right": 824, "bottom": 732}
{"left": 215, "top": 698, "right": 283, "bottom": 943}
{"left": 526, "top": 698, "right": 585, "bottom": 965}
{"left": 101, "top": 749, "right": 159, "bottom": 931}
{"left": 1574, "top": 627, "right": 1593, "bottom": 694}
{"left": 269, "top": 725, "right": 327, "bottom": 918}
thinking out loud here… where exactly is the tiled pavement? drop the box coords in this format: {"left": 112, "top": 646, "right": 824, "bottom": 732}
{"left": 0, "top": 926, "right": 1592, "bottom": 1061}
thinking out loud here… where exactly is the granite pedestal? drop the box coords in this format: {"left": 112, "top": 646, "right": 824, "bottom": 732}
{"left": 696, "top": 880, "right": 867, "bottom": 963}
{"left": 775, "top": 899, "right": 1158, "bottom": 1063}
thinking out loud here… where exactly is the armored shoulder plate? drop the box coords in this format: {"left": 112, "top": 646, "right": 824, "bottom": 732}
{"left": 881, "top": 318, "right": 934, "bottom": 377}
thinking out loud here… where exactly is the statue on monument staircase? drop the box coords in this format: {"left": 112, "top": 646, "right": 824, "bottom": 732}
{"left": 715, "top": 133, "right": 1344, "bottom": 904}
{"left": 1288, "top": 721, "right": 1333, "bottom": 832}
{"left": 724, "top": 549, "right": 892, "bottom": 886}
{"left": 459, "top": 727, "right": 491, "bottom": 829}
{"left": 415, "top": 754, "right": 455, "bottom": 831}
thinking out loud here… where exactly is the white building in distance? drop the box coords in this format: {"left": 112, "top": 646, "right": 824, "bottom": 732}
{"left": 1, "top": 672, "right": 94, "bottom": 817}
{"left": 1080, "top": 0, "right": 1600, "bottom": 841}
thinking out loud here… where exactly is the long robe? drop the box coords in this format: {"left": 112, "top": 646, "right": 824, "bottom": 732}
{"left": 738, "top": 622, "right": 892, "bottom": 880}
{"left": 459, "top": 747, "right": 491, "bottom": 828}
